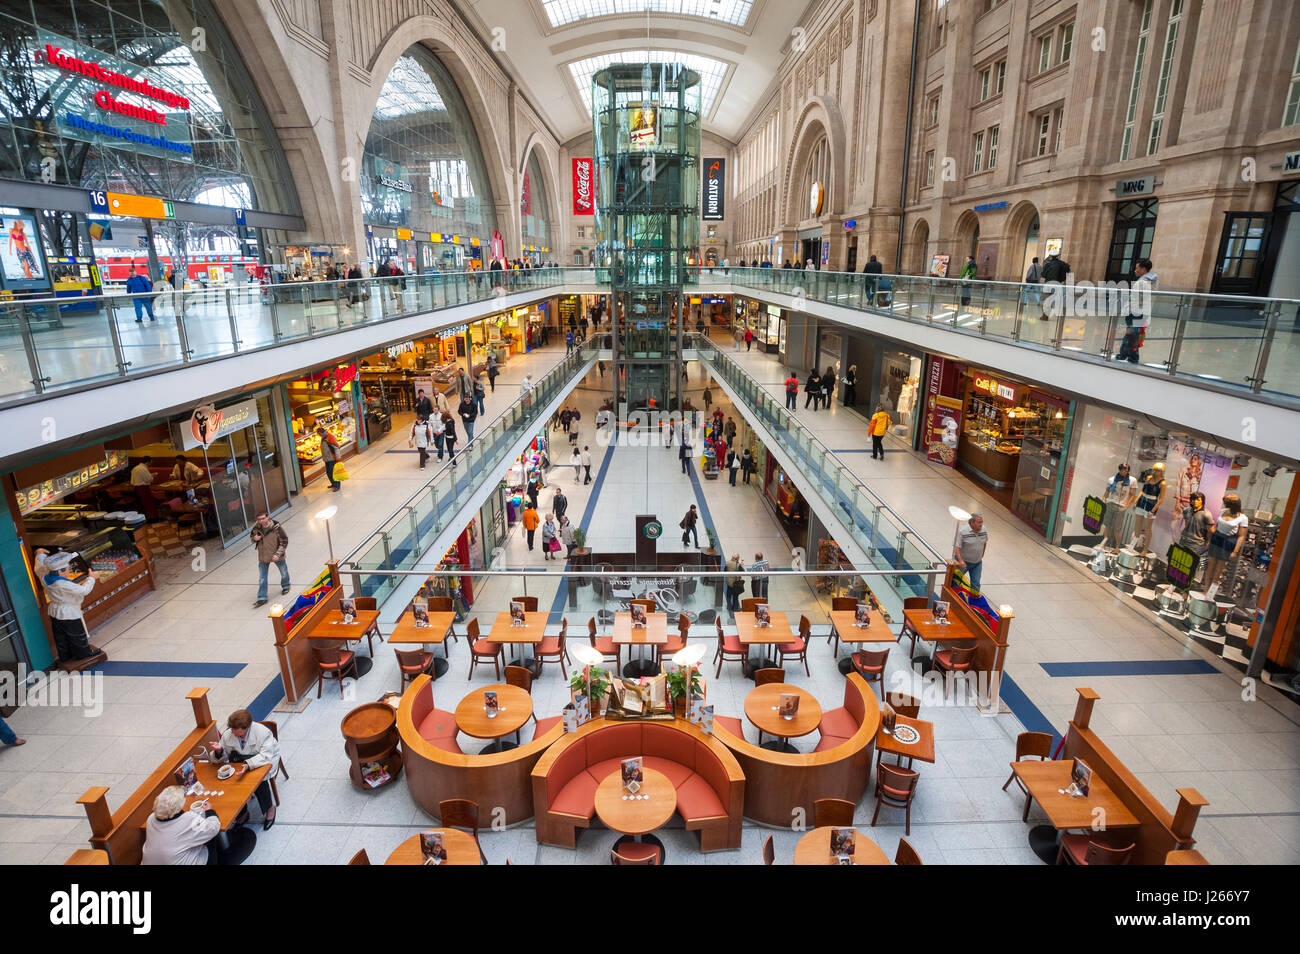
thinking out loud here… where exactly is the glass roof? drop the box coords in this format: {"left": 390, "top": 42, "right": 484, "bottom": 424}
{"left": 373, "top": 55, "right": 448, "bottom": 119}
{"left": 542, "top": 0, "right": 753, "bottom": 28}
{"left": 569, "top": 51, "right": 727, "bottom": 116}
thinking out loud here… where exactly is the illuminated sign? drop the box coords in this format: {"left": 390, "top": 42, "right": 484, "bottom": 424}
{"left": 973, "top": 373, "right": 1018, "bottom": 402}
{"left": 386, "top": 340, "right": 415, "bottom": 359}
{"left": 180, "top": 397, "right": 259, "bottom": 451}
{"left": 15, "top": 449, "right": 130, "bottom": 514}
{"left": 702, "top": 158, "right": 725, "bottom": 221}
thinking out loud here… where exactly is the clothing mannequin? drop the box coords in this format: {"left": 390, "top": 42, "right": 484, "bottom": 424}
{"left": 1130, "top": 462, "right": 1166, "bottom": 553}
{"left": 1177, "top": 491, "right": 1215, "bottom": 588}
{"left": 1099, "top": 463, "right": 1137, "bottom": 552}
{"left": 1202, "top": 493, "right": 1249, "bottom": 599}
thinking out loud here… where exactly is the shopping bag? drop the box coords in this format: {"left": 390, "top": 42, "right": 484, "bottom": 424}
{"left": 332, "top": 462, "right": 350, "bottom": 481}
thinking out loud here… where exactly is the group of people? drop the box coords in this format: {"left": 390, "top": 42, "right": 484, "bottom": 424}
{"left": 722, "top": 551, "right": 772, "bottom": 613}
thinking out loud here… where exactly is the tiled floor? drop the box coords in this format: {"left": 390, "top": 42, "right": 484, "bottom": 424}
{"left": 2, "top": 331, "right": 1296, "bottom": 865}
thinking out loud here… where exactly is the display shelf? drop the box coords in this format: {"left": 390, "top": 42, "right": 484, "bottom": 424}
{"left": 341, "top": 702, "right": 404, "bottom": 790}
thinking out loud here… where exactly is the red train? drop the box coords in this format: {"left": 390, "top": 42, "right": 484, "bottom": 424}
{"left": 96, "top": 254, "right": 260, "bottom": 282}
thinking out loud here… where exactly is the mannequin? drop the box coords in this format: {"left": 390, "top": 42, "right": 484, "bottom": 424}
{"left": 1203, "top": 493, "right": 1249, "bottom": 599}
{"left": 1098, "top": 462, "right": 1137, "bottom": 552}
{"left": 1177, "top": 491, "right": 1215, "bottom": 587}
{"left": 1130, "top": 462, "right": 1166, "bottom": 553}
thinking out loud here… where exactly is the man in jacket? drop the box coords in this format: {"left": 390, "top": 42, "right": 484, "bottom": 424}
{"left": 317, "top": 425, "right": 342, "bottom": 490}
{"left": 725, "top": 554, "right": 745, "bottom": 613}
{"left": 207, "top": 709, "right": 281, "bottom": 830}
{"left": 741, "top": 448, "right": 755, "bottom": 484}
{"left": 959, "top": 256, "right": 977, "bottom": 308}
{"left": 581, "top": 445, "right": 593, "bottom": 484}
{"left": 458, "top": 394, "right": 478, "bottom": 442}
{"left": 863, "top": 254, "right": 883, "bottom": 301}
{"left": 38, "top": 550, "right": 101, "bottom": 662}
{"left": 681, "top": 504, "right": 700, "bottom": 547}
{"left": 785, "top": 372, "right": 799, "bottom": 411}
{"left": 409, "top": 414, "right": 433, "bottom": 469}
{"left": 726, "top": 447, "right": 739, "bottom": 485}
{"left": 552, "top": 488, "right": 568, "bottom": 520}
{"left": 486, "top": 356, "right": 499, "bottom": 393}
{"left": 521, "top": 504, "right": 540, "bottom": 550}
{"left": 415, "top": 389, "right": 434, "bottom": 419}
{"left": 125, "top": 266, "right": 156, "bottom": 322}
{"left": 679, "top": 432, "right": 693, "bottom": 475}
{"left": 250, "top": 512, "right": 290, "bottom": 607}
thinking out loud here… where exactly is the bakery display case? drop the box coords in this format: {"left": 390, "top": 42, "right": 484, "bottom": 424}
{"left": 27, "top": 527, "right": 156, "bottom": 632}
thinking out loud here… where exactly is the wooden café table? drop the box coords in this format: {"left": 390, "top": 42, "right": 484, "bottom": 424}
{"left": 794, "top": 826, "right": 891, "bottom": 865}
{"left": 385, "top": 829, "right": 483, "bottom": 865}
{"left": 902, "top": 606, "right": 976, "bottom": 671}
{"left": 733, "top": 611, "right": 792, "bottom": 678}
{"left": 611, "top": 611, "right": 668, "bottom": 678}
{"left": 875, "top": 713, "right": 935, "bottom": 770}
{"left": 744, "top": 683, "right": 822, "bottom": 753}
{"left": 1011, "top": 759, "right": 1141, "bottom": 863}
{"left": 487, "top": 611, "right": 549, "bottom": 676}
{"left": 308, "top": 609, "right": 381, "bottom": 676}
{"left": 594, "top": 766, "right": 677, "bottom": 861}
{"left": 388, "top": 610, "right": 457, "bottom": 679}
{"left": 139, "top": 760, "right": 271, "bottom": 847}
{"left": 828, "top": 607, "right": 897, "bottom": 675}
{"left": 453, "top": 683, "right": 533, "bottom": 753}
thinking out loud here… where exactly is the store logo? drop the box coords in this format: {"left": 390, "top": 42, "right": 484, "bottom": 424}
{"left": 93, "top": 89, "right": 166, "bottom": 125}
{"left": 643, "top": 520, "right": 663, "bottom": 540}
{"left": 703, "top": 158, "right": 725, "bottom": 221}
{"left": 973, "top": 374, "right": 1016, "bottom": 402}
{"left": 572, "top": 158, "right": 594, "bottom": 215}
{"left": 190, "top": 403, "right": 223, "bottom": 448}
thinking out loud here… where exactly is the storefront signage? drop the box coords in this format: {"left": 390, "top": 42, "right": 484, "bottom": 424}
{"left": 1283, "top": 151, "right": 1300, "bottom": 173}
{"left": 1081, "top": 495, "right": 1105, "bottom": 534}
{"left": 642, "top": 520, "right": 663, "bottom": 540}
{"left": 1165, "top": 543, "right": 1200, "bottom": 590}
{"left": 1114, "top": 175, "right": 1156, "bottom": 197}
{"left": 15, "top": 448, "right": 129, "bottom": 515}
{"left": 572, "top": 158, "right": 595, "bottom": 215}
{"left": 181, "top": 397, "right": 259, "bottom": 451}
{"left": 821, "top": 241, "right": 830, "bottom": 267}
{"left": 374, "top": 156, "right": 412, "bottom": 193}
{"left": 843, "top": 220, "right": 856, "bottom": 231}
{"left": 974, "top": 201, "right": 1008, "bottom": 212}
{"left": 702, "top": 158, "right": 725, "bottom": 221}
{"left": 395, "top": 228, "right": 412, "bottom": 240}
{"left": 767, "top": 304, "right": 782, "bottom": 317}
{"left": 925, "top": 395, "right": 963, "bottom": 466}
{"left": 972, "top": 373, "right": 1018, "bottom": 402}
{"left": 439, "top": 323, "right": 469, "bottom": 339}
{"left": 386, "top": 340, "right": 414, "bottom": 359}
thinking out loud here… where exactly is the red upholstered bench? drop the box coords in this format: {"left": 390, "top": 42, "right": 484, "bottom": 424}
{"left": 532, "top": 719, "right": 744, "bottom": 852}
{"left": 410, "top": 679, "right": 462, "bottom": 755}
{"left": 813, "top": 676, "right": 868, "bottom": 752}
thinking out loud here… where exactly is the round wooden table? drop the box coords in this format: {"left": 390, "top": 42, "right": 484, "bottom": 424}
{"left": 385, "top": 829, "right": 482, "bottom": 865}
{"left": 594, "top": 766, "right": 677, "bottom": 862}
{"left": 793, "top": 827, "right": 891, "bottom": 866}
{"left": 744, "top": 683, "right": 823, "bottom": 753}
{"left": 454, "top": 684, "right": 533, "bottom": 753}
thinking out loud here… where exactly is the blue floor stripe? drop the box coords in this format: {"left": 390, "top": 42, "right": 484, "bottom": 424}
{"left": 247, "top": 673, "right": 287, "bottom": 723}
{"left": 88, "top": 661, "right": 246, "bottom": 678}
{"left": 1040, "top": 659, "right": 1218, "bottom": 677}
{"left": 683, "top": 441, "right": 721, "bottom": 556}
{"left": 998, "top": 672, "right": 1062, "bottom": 750}
{"left": 546, "top": 440, "right": 617, "bottom": 622}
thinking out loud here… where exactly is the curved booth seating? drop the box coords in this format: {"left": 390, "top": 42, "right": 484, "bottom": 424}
{"left": 397, "top": 674, "right": 564, "bottom": 824}
{"left": 711, "top": 673, "right": 882, "bottom": 827}
{"left": 531, "top": 718, "right": 745, "bottom": 852}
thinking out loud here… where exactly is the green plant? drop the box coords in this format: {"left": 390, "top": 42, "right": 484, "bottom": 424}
{"left": 705, "top": 528, "right": 718, "bottom": 551}
{"left": 665, "top": 665, "right": 703, "bottom": 701}
{"left": 572, "top": 527, "right": 587, "bottom": 550}
{"left": 570, "top": 666, "right": 611, "bottom": 701}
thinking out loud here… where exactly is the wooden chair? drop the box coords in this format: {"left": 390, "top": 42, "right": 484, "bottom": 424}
{"left": 762, "top": 834, "right": 775, "bottom": 865}
{"left": 535, "top": 618, "right": 571, "bottom": 678}
{"left": 776, "top": 622, "right": 811, "bottom": 677}
{"left": 899, "top": 596, "right": 930, "bottom": 657}
{"left": 439, "top": 798, "right": 488, "bottom": 864}
{"left": 589, "top": 616, "right": 620, "bottom": 669}
{"left": 395, "top": 647, "right": 434, "bottom": 691}
{"left": 262, "top": 720, "right": 288, "bottom": 806}
{"left": 883, "top": 691, "right": 920, "bottom": 719}
{"left": 813, "top": 797, "right": 855, "bottom": 828}
{"left": 753, "top": 668, "right": 784, "bottom": 686}
{"left": 870, "top": 762, "right": 919, "bottom": 835}
{"left": 1057, "top": 834, "right": 1136, "bottom": 866}
{"left": 611, "top": 843, "right": 661, "bottom": 865}
{"left": 313, "top": 645, "right": 358, "bottom": 698}
{"left": 895, "top": 838, "right": 922, "bottom": 865}
{"left": 352, "top": 596, "right": 380, "bottom": 655}
{"left": 933, "top": 644, "right": 976, "bottom": 699}
{"left": 739, "top": 597, "right": 767, "bottom": 613}
{"left": 426, "top": 596, "right": 454, "bottom": 612}
{"left": 851, "top": 648, "right": 889, "bottom": 688}
{"left": 829, "top": 599, "right": 855, "bottom": 651}
{"left": 512, "top": 595, "right": 539, "bottom": 612}
{"left": 505, "top": 665, "right": 538, "bottom": 741}
{"left": 1003, "top": 731, "right": 1055, "bottom": 821}
{"left": 348, "top": 849, "right": 371, "bottom": 865}
{"left": 467, "top": 618, "right": 502, "bottom": 681}
{"left": 656, "top": 616, "right": 688, "bottom": 667}
{"left": 713, "top": 617, "right": 748, "bottom": 678}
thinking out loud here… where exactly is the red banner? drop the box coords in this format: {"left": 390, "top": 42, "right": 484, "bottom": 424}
{"left": 923, "top": 356, "right": 962, "bottom": 467}
{"left": 572, "top": 157, "right": 594, "bottom": 215}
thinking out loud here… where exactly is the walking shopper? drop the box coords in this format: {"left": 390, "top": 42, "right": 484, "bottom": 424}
{"left": 486, "top": 358, "right": 499, "bottom": 393}
{"left": 785, "top": 372, "right": 799, "bottom": 411}
{"left": 741, "top": 448, "right": 755, "bottom": 484}
{"left": 843, "top": 364, "right": 857, "bottom": 406}
{"left": 869, "top": 405, "right": 890, "bottom": 460}
{"left": 727, "top": 447, "right": 739, "bottom": 485}
{"left": 570, "top": 446, "right": 582, "bottom": 481}
{"left": 565, "top": 329, "right": 575, "bottom": 353}
{"left": 725, "top": 554, "right": 745, "bottom": 614}
{"left": 1118, "top": 258, "right": 1157, "bottom": 364}
{"left": 430, "top": 411, "right": 446, "bottom": 461}
{"left": 526, "top": 474, "right": 541, "bottom": 510}
{"left": 317, "top": 425, "right": 342, "bottom": 491}
{"left": 744, "top": 327, "right": 754, "bottom": 351}
{"left": 415, "top": 389, "right": 434, "bottom": 419}
{"left": 804, "top": 369, "right": 821, "bottom": 409}
{"left": 702, "top": 386, "right": 712, "bottom": 411}
{"left": 37, "top": 551, "right": 101, "bottom": 662}
{"left": 441, "top": 412, "right": 458, "bottom": 462}
{"left": 473, "top": 374, "right": 486, "bottom": 415}
{"left": 560, "top": 408, "right": 572, "bottom": 434}
{"left": 126, "top": 266, "right": 156, "bottom": 322}
{"left": 553, "top": 488, "right": 569, "bottom": 520}
{"left": 250, "top": 512, "right": 290, "bottom": 608}
{"left": 954, "top": 513, "right": 989, "bottom": 592}
{"left": 559, "top": 515, "right": 576, "bottom": 558}
{"left": 679, "top": 433, "right": 693, "bottom": 475}
{"left": 680, "top": 504, "right": 700, "bottom": 547}
{"left": 569, "top": 408, "right": 582, "bottom": 442}
{"left": 582, "top": 445, "right": 593, "bottom": 484}
{"left": 822, "top": 366, "right": 837, "bottom": 410}
{"left": 541, "top": 514, "right": 559, "bottom": 560}
{"left": 409, "top": 414, "right": 433, "bottom": 469}
{"left": 749, "top": 552, "right": 770, "bottom": 599}
{"left": 458, "top": 394, "right": 478, "bottom": 442}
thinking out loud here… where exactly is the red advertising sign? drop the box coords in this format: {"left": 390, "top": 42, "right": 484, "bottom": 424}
{"left": 572, "top": 157, "right": 594, "bottom": 215}
{"left": 923, "top": 356, "right": 962, "bottom": 467}
{"left": 520, "top": 169, "right": 532, "bottom": 216}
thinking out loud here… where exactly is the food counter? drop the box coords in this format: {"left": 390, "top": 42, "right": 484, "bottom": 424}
{"left": 957, "top": 429, "right": 1020, "bottom": 488}
{"left": 28, "top": 527, "right": 157, "bottom": 633}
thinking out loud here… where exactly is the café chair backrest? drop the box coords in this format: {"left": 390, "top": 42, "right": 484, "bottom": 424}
{"left": 467, "top": 618, "right": 481, "bottom": 640}
{"left": 1085, "top": 840, "right": 1136, "bottom": 865}
{"left": 427, "top": 596, "right": 454, "bottom": 611}
{"left": 630, "top": 598, "right": 656, "bottom": 615}
{"left": 762, "top": 835, "right": 775, "bottom": 865}
{"left": 740, "top": 597, "right": 767, "bottom": 613}
{"left": 506, "top": 665, "right": 534, "bottom": 693}
{"left": 895, "top": 839, "right": 923, "bottom": 865}
{"left": 813, "top": 797, "right": 856, "bottom": 828}
{"left": 798, "top": 615, "right": 811, "bottom": 638}
{"left": 513, "top": 596, "right": 539, "bottom": 612}
{"left": 884, "top": 691, "right": 920, "bottom": 719}
{"left": 348, "top": 849, "right": 371, "bottom": 865}
{"left": 831, "top": 597, "right": 858, "bottom": 611}
{"left": 1015, "top": 731, "right": 1054, "bottom": 761}
{"left": 753, "top": 668, "right": 784, "bottom": 686}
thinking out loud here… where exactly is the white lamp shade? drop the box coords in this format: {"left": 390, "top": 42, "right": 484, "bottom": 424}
{"left": 570, "top": 644, "right": 603, "bottom": 667}
{"left": 948, "top": 505, "right": 971, "bottom": 522}
{"left": 315, "top": 505, "right": 339, "bottom": 521}
{"left": 672, "top": 644, "right": 707, "bottom": 667}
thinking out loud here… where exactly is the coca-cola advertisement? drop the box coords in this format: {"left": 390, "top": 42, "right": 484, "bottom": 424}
{"left": 702, "top": 158, "right": 725, "bottom": 221}
{"left": 572, "top": 157, "right": 594, "bottom": 215}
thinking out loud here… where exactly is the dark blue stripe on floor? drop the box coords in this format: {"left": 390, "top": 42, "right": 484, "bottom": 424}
{"left": 998, "top": 672, "right": 1061, "bottom": 750}
{"left": 546, "top": 440, "right": 617, "bottom": 621}
{"left": 88, "top": 661, "right": 246, "bottom": 678}
{"left": 247, "top": 673, "right": 286, "bottom": 723}
{"left": 683, "top": 441, "right": 721, "bottom": 555}
{"left": 1040, "top": 659, "right": 1218, "bottom": 677}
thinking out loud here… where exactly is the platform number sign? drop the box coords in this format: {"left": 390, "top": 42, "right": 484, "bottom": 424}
{"left": 234, "top": 208, "right": 246, "bottom": 226}
{"left": 1081, "top": 495, "right": 1105, "bottom": 534}
{"left": 87, "top": 190, "right": 110, "bottom": 214}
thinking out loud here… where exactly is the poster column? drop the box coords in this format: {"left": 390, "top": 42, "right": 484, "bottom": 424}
{"left": 921, "top": 355, "right": 963, "bottom": 466}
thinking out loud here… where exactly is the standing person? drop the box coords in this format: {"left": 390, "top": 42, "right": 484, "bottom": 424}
{"left": 679, "top": 431, "right": 693, "bottom": 475}
{"left": 486, "top": 356, "right": 499, "bottom": 393}
{"left": 1118, "top": 258, "right": 1157, "bottom": 364}
{"left": 456, "top": 368, "right": 474, "bottom": 404}
{"left": 429, "top": 411, "right": 446, "bottom": 461}
{"left": 843, "top": 365, "right": 858, "bottom": 406}
{"left": 125, "top": 266, "right": 156, "bottom": 322}
{"left": 680, "top": 504, "right": 700, "bottom": 548}
{"left": 457, "top": 393, "right": 478, "bottom": 442}
{"left": 805, "top": 259, "right": 816, "bottom": 271}
{"left": 959, "top": 255, "right": 977, "bottom": 308}
{"left": 804, "top": 369, "right": 821, "bottom": 409}
{"left": 473, "top": 373, "right": 487, "bottom": 416}
{"left": 869, "top": 405, "right": 891, "bottom": 460}
{"left": 784, "top": 371, "right": 799, "bottom": 411}
{"left": 744, "top": 326, "right": 754, "bottom": 351}
{"left": 408, "top": 414, "right": 433, "bottom": 469}
{"left": 434, "top": 388, "right": 451, "bottom": 417}
{"left": 1098, "top": 463, "right": 1137, "bottom": 552}
{"left": 570, "top": 445, "right": 582, "bottom": 481}
{"left": 953, "top": 513, "right": 988, "bottom": 592}
{"left": 130, "top": 455, "right": 159, "bottom": 520}
{"left": 441, "top": 411, "right": 458, "bottom": 462}
{"left": 552, "top": 488, "right": 568, "bottom": 521}
{"left": 695, "top": 316, "right": 706, "bottom": 339}
{"left": 317, "top": 425, "right": 342, "bottom": 491}
{"left": 565, "top": 328, "right": 575, "bottom": 354}
{"left": 598, "top": 360, "right": 606, "bottom": 380}
{"left": 526, "top": 473, "right": 541, "bottom": 510}
{"left": 863, "top": 254, "right": 883, "bottom": 302}
{"left": 1022, "top": 256, "right": 1043, "bottom": 310}
{"left": 520, "top": 374, "right": 534, "bottom": 410}
{"left": 521, "top": 503, "right": 540, "bottom": 551}
{"left": 558, "top": 515, "right": 576, "bottom": 558}
{"left": 578, "top": 315, "right": 588, "bottom": 340}
{"left": 560, "top": 407, "right": 572, "bottom": 434}
{"left": 702, "top": 386, "right": 713, "bottom": 411}
{"left": 39, "top": 551, "right": 100, "bottom": 663}
{"left": 582, "top": 445, "right": 593, "bottom": 484}
{"left": 822, "top": 366, "right": 837, "bottom": 410}
{"left": 741, "top": 448, "right": 755, "bottom": 484}
{"left": 206, "top": 709, "right": 280, "bottom": 830}
{"left": 569, "top": 408, "right": 582, "bottom": 442}
{"left": 541, "top": 514, "right": 559, "bottom": 560}
{"left": 725, "top": 554, "right": 745, "bottom": 614}
{"left": 414, "top": 389, "right": 434, "bottom": 419}
{"left": 726, "top": 446, "right": 739, "bottom": 486}
{"left": 749, "top": 551, "right": 770, "bottom": 599}
{"left": 250, "top": 512, "right": 290, "bottom": 608}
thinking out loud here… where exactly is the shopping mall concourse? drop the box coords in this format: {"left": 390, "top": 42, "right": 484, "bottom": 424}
{"left": 0, "top": 0, "right": 1297, "bottom": 907}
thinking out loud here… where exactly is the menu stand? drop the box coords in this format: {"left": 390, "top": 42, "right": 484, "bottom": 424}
{"left": 341, "top": 702, "right": 403, "bottom": 790}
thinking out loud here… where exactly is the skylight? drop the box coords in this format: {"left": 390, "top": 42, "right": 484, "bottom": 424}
{"left": 568, "top": 51, "right": 728, "bottom": 116}
{"left": 373, "top": 55, "right": 448, "bottom": 120}
{"left": 543, "top": 0, "right": 753, "bottom": 28}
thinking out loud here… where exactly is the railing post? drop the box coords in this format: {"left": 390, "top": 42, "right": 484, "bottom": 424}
{"left": 1166, "top": 296, "right": 1188, "bottom": 376}
{"left": 1247, "top": 302, "right": 1280, "bottom": 394}
{"left": 1051, "top": 309, "right": 1067, "bottom": 350}
{"left": 224, "top": 288, "right": 240, "bottom": 353}
{"left": 1100, "top": 313, "right": 1119, "bottom": 361}
{"left": 16, "top": 305, "right": 48, "bottom": 393}
{"left": 268, "top": 290, "right": 282, "bottom": 342}
{"left": 1011, "top": 285, "right": 1025, "bottom": 341}
{"left": 175, "top": 305, "right": 193, "bottom": 362}
{"left": 107, "top": 304, "right": 131, "bottom": 376}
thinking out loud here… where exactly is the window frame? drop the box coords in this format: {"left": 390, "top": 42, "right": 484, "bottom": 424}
{"left": 1287, "top": 38, "right": 1300, "bottom": 126}
{"left": 972, "top": 129, "right": 986, "bottom": 173}
{"left": 987, "top": 124, "right": 1000, "bottom": 169}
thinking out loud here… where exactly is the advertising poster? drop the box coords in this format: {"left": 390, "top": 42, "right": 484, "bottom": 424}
{"left": 0, "top": 213, "right": 48, "bottom": 287}
{"left": 702, "top": 158, "right": 725, "bottom": 221}
{"left": 1151, "top": 440, "right": 1234, "bottom": 557}
{"left": 571, "top": 158, "right": 594, "bottom": 215}
{"left": 929, "top": 253, "right": 950, "bottom": 278}
{"left": 628, "top": 104, "right": 659, "bottom": 148}
{"left": 925, "top": 395, "right": 963, "bottom": 466}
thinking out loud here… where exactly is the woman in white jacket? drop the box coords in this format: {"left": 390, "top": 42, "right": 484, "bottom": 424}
{"left": 35, "top": 550, "right": 100, "bottom": 662}
{"left": 142, "top": 785, "right": 254, "bottom": 865}
{"left": 207, "top": 709, "right": 281, "bottom": 830}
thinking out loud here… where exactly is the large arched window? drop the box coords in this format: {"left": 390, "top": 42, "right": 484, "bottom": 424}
{"left": 520, "top": 148, "right": 552, "bottom": 262}
{"left": 800, "top": 135, "right": 830, "bottom": 220}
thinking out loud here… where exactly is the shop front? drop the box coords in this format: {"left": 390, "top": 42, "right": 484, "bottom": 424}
{"left": 878, "top": 348, "right": 923, "bottom": 442}
{"left": 288, "top": 362, "right": 362, "bottom": 487}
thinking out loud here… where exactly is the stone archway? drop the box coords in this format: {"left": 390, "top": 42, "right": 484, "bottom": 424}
{"left": 906, "top": 217, "right": 931, "bottom": 275}
{"left": 952, "top": 209, "right": 980, "bottom": 264}
{"left": 519, "top": 132, "right": 562, "bottom": 261}
{"left": 781, "top": 97, "right": 848, "bottom": 226}
{"left": 1004, "top": 201, "right": 1042, "bottom": 282}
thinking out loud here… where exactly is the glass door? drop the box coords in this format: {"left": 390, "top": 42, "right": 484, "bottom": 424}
{"left": 1211, "top": 213, "right": 1271, "bottom": 296}
{"left": 1105, "top": 199, "right": 1159, "bottom": 281}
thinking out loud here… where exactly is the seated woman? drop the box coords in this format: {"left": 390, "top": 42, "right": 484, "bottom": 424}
{"left": 207, "top": 709, "right": 280, "bottom": 830}
{"left": 141, "top": 785, "right": 253, "bottom": 865}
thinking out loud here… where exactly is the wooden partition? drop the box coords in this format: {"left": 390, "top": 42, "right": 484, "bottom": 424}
{"left": 77, "top": 688, "right": 218, "bottom": 865}
{"left": 1062, "top": 688, "right": 1209, "bottom": 864}
{"left": 712, "top": 673, "right": 881, "bottom": 826}
{"left": 269, "top": 562, "right": 342, "bottom": 704}
{"left": 396, "top": 674, "right": 563, "bottom": 824}
{"left": 942, "top": 563, "right": 1012, "bottom": 678}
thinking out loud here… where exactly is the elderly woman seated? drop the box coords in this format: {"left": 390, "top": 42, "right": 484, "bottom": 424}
{"left": 207, "top": 709, "right": 281, "bottom": 830}
{"left": 141, "top": 786, "right": 255, "bottom": 865}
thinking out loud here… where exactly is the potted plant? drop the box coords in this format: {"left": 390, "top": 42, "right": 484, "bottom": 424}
{"left": 665, "top": 665, "right": 703, "bottom": 717}
{"left": 570, "top": 666, "right": 611, "bottom": 715}
{"left": 704, "top": 528, "right": 719, "bottom": 555}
